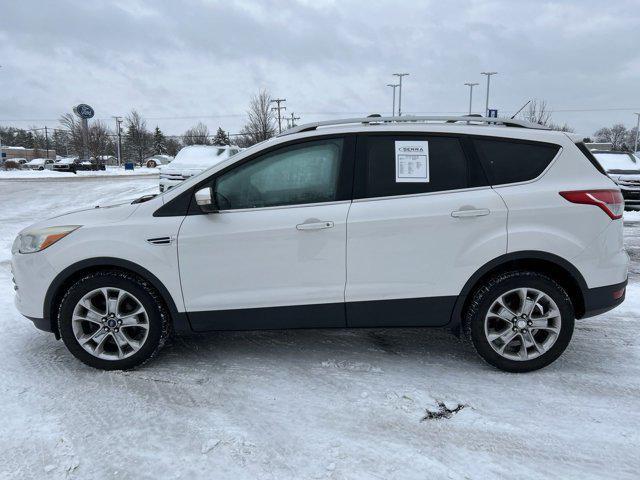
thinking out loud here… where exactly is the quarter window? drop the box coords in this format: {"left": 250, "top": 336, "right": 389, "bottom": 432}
{"left": 473, "top": 138, "right": 561, "bottom": 185}
{"left": 214, "top": 138, "right": 343, "bottom": 210}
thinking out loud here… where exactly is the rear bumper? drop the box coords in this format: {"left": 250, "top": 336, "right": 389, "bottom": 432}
{"left": 582, "top": 278, "right": 627, "bottom": 318}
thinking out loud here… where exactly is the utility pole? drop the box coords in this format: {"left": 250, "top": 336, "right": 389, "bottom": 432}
{"left": 113, "top": 116, "right": 123, "bottom": 165}
{"left": 464, "top": 82, "right": 479, "bottom": 116}
{"left": 634, "top": 113, "right": 640, "bottom": 154}
{"left": 44, "top": 126, "right": 50, "bottom": 159}
{"left": 393, "top": 73, "right": 409, "bottom": 116}
{"left": 386, "top": 83, "right": 399, "bottom": 116}
{"left": 270, "top": 98, "right": 287, "bottom": 134}
{"left": 481, "top": 71, "right": 498, "bottom": 117}
{"left": 289, "top": 112, "right": 300, "bottom": 128}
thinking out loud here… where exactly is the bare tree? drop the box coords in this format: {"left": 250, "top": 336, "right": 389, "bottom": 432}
{"left": 58, "top": 114, "right": 114, "bottom": 161}
{"left": 522, "top": 99, "right": 552, "bottom": 126}
{"left": 182, "top": 122, "right": 211, "bottom": 145}
{"left": 238, "top": 89, "right": 276, "bottom": 147}
{"left": 59, "top": 113, "right": 84, "bottom": 156}
{"left": 547, "top": 122, "right": 574, "bottom": 133}
{"left": 520, "top": 99, "right": 573, "bottom": 132}
{"left": 87, "top": 120, "right": 114, "bottom": 161}
{"left": 594, "top": 124, "right": 630, "bottom": 151}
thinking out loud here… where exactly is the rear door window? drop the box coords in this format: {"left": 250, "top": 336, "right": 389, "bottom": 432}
{"left": 355, "top": 135, "right": 483, "bottom": 199}
{"left": 473, "top": 138, "right": 561, "bottom": 185}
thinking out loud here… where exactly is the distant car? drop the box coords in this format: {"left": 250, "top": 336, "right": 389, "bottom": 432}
{"left": 52, "top": 157, "right": 106, "bottom": 174}
{"left": 145, "top": 154, "right": 173, "bottom": 168}
{"left": 159, "top": 145, "right": 240, "bottom": 192}
{"left": 592, "top": 150, "right": 640, "bottom": 210}
{"left": 15, "top": 158, "right": 28, "bottom": 165}
{"left": 25, "top": 158, "right": 55, "bottom": 171}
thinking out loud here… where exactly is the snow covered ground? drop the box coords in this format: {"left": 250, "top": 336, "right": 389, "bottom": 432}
{"left": 0, "top": 177, "right": 639, "bottom": 480}
{"left": 0, "top": 166, "right": 159, "bottom": 180}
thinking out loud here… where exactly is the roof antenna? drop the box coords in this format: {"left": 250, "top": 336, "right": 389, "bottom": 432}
{"left": 511, "top": 100, "right": 531, "bottom": 119}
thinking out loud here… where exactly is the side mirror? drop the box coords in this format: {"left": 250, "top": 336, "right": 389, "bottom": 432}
{"left": 195, "top": 187, "right": 218, "bottom": 213}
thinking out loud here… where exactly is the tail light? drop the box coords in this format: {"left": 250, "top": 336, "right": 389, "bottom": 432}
{"left": 559, "top": 189, "right": 624, "bottom": 220}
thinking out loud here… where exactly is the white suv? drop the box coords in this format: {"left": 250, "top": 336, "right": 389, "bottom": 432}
{"left": 159, "top": 145, "right": 240, "bottom": 192}
{"left": 11, "top": 116, "right": 628, "bottom": 372}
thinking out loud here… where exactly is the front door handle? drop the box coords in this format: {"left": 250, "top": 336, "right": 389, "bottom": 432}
{"left": 296, "top": 221, "right": 334, "bottom": 231}
{"left": 451, "top": 208, "right": 490, "bottom": 218}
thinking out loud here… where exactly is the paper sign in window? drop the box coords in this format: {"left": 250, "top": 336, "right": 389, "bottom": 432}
{"left": 395, "top": 141, "right": 429, "bottom": 183}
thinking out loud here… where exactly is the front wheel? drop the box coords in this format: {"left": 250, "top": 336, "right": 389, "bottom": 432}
{"left": 58, "top": 270, "right": 170, "bottom": 370}
{"left": 464, "top": 271, "right": 575, "bottom": 373}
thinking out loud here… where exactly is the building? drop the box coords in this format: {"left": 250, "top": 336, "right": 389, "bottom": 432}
{"left": 1, "top": 146, "right": 56, "bottom": 162}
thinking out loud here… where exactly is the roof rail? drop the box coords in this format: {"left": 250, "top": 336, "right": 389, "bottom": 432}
{"left": 278, "top": 115, "right": 549, "bottom": 137}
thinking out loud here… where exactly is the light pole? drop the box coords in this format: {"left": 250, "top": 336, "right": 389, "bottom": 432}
{"left": 634, "top": 113, "right": 640, "bottom": 154}
{"left": 0, "top": 65, "right": 3, "bottom": 163}
{"left": 480, "top": 71, "right": 498, "bottom": 117}
{"left": 464, "top": 82, "right": 479, "bottom": 115}
{"left": 113, "top": 116, "right": 123, "bottom": 166}
{"left": 386, "top": 83, "right": 399, "bottom": 116}
{"left": 393, "top": 73, "right": 409, "bottom": 116}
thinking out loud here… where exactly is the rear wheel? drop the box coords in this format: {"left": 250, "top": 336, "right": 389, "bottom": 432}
{"left": 464, "top": 271, "right": 575, "bottom": 372}
{"left": 58, "top": 270, "right": 170, "bottom": 370}
{"left": 147, "top": 160, "right": 157, "bottom": 168}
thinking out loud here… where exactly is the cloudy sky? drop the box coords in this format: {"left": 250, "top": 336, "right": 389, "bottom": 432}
{"left": 1, "top": 0, "right": 639, "bottom": 138}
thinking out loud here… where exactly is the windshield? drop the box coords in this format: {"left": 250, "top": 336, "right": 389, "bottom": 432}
{"left": 593, "top": 152, "right": 640, "bottom": 173}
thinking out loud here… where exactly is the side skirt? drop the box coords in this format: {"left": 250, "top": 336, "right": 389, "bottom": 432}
{"left": 187, "top": 296, "right": 457, "bottom": 332}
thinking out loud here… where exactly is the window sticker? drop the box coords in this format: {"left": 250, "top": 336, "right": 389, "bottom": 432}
{"left": 395, "top": 141, "right": 429, "bottom": 183}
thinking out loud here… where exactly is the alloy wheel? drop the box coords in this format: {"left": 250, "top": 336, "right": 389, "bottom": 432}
{"left": 484, "top": 287, "right": 562, "bottom": 361}
{"left": 71, "top": 287, "right": 150, "bottom": 360}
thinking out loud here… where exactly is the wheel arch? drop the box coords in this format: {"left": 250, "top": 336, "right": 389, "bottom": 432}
{"left": 450, "top": 251, "right": 588, "bottom": 329}
{"left": 44, "top": 257, "right": 191, "bottom": 338}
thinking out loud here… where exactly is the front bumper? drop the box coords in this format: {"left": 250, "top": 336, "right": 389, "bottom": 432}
{"left": 12, "top": 250, "right": 58, "bottom": 331}
{"left": 159, "top": 178, "right": 184, "bottom": 193}
{"left": 582, "top": 278, "right": 627, "bottom": 318}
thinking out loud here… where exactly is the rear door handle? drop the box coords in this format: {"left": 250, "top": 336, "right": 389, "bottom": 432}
{"left": 451, "top": 208, "right": 490, "bottom": 218}
{"left": 296, "top": 221, "right": 334, "bottom": 231}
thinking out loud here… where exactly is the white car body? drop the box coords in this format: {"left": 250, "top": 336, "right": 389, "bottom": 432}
{"left": 593, "top": 150, "right": 640, "bottom": 210}
{"left": 24, "top": 158, "right": 55, "bottom": 170}
{"left": 11, "top": 116, "right": 629, "bottom": 370}
{"left": 159, "top": 145, "right": 240, "bottom": 192}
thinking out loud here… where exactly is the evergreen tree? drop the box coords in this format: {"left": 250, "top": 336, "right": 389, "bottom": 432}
{"left": 123, "top": 110, "right": 153, "bottom": 165}
{"left": 212, "top": 127, "right": 231, "bottom": 146}
{"left": 153, "top": 126, "right": 167, "bottom": 154}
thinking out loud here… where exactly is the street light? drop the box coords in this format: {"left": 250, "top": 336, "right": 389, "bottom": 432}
{"left": 392, "top": 73, "right": 409, "bottom": 116}
{"left": 386, "top": 83, "right": 399, "bottom": 116}
{"left": 634, "top": 113, "right": 640, "bottom": 154}
{"left": 464, "top": 82, "right": 479, "bottom": 116}
{"left": 480, "top": 71, "right": 498, "bottom": 117}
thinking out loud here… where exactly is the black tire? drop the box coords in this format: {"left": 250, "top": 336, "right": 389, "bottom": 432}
{"left": 147, "top": 160, "right": 157, "bottom": 168}
{"left": 463, "top": 271, "right": 575, "bottom": 373}
{"left": 57, "top": 270, "right": 170, "bottom": 370}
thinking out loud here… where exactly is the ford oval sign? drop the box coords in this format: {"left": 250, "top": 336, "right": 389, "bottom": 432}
{"left": 74, "top": 104, "right": 95, "bottom": 119}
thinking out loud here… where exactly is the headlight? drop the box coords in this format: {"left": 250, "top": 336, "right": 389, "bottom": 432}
{"left": 15, "top": 225, "right": 81, "bottom": 254}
